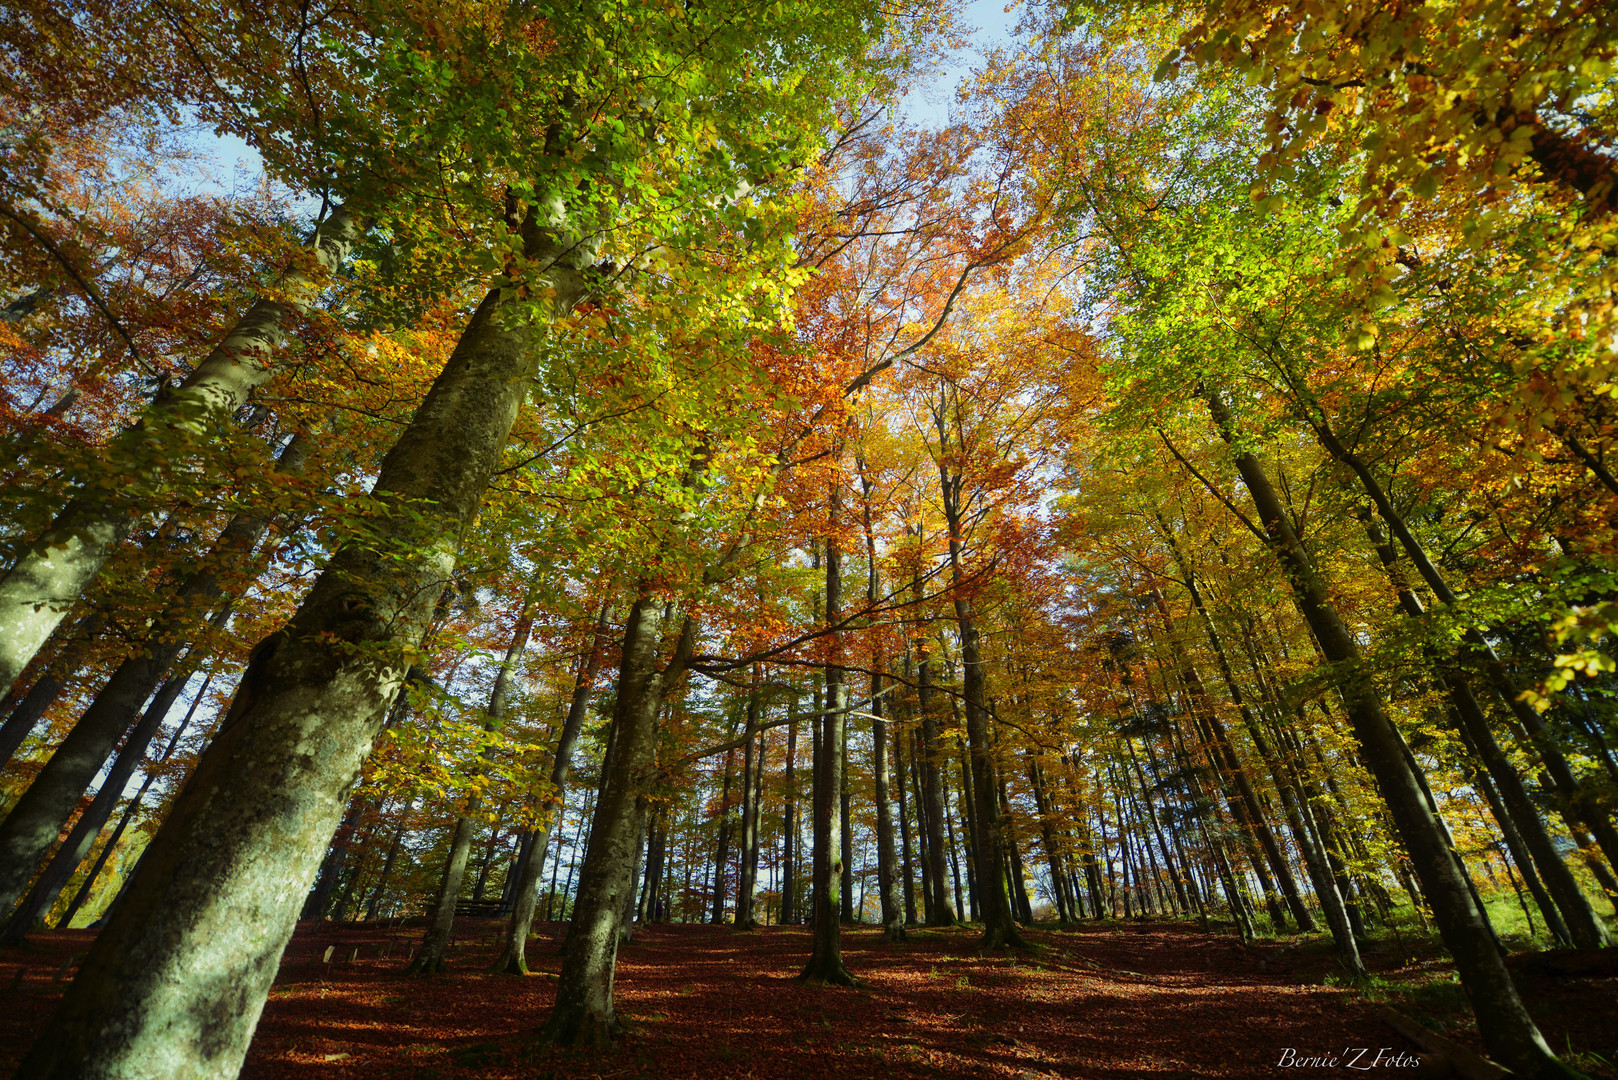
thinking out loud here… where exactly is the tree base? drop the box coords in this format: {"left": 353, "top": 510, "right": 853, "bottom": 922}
{"left": 489, "top": 946, "right": 529, "bottom": 975}
{"left": 980, "top": 923, "right": 1030, "bottom": 951}
{"left": 404, "top": 954, "right": 446, "bottom": 975}
{"left": 537, "top": 1005, "right": 622, "bottom": 1049}
{"left": 881, "top": 923, "right": 907, "bottom": 943}
{"left": 796, "top": 960, "right": 859, "bottom": 987}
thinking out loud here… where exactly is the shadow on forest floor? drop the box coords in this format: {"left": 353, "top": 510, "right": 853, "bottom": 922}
{"left": 2, "top": 919, "right": 1614, "bottom": 1078}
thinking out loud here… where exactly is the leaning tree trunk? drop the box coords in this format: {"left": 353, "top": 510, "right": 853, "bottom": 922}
{"left": 1, "top": 649, "right": 219, "bottom": 944}
{"left": 1358, "top": 512, "right": 1609, "bottom": 950}
{"left": 492, "top": 600, "right": 611, "bottom": 974}
{"left": 0, "top": 612, "right": 104, "bottom": 769}
{"left": 0, "top": 432, "right": 310, "bottom": 916}
{"left": 407, "top": 602, "right": 535, "bottom": 974}
{"left": 1203, "top": 389, "right": 1580, "bottom": 1080}
{"left": 51, "top": 671, "right": 214, "bottom": 933}
{"left": 0, "top": 211, "right": 358, "bottom": 699}
{"left": 800, "top": 482, "right": 856, "bottom": 984}
{"left": 1313, "top": 415, "right": 1618, "bottom": 876}
{"left": 537, "top": 592, "right": 691, "bottom": 1046}
{"left": 13, "top": 217, "right": 590, "bottom": 1080}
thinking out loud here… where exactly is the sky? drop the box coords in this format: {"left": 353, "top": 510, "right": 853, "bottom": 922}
{"left": 901, "top": 0, "right": 1023, "bottom": 128}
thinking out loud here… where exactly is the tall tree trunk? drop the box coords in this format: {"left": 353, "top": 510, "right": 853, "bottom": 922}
{"left": 537, "top": 592, "right": 692, "bottom": 1046}
{"left": 780, "top": 700, "right": 799, "bottom": 925}
{"left": 15, "top": 218, "right": 589, "bottom": 1079}
{"left": 0, "top": 211, "right": 359, "bottom": 698}
{"left": 0, "top": 612, "right": 104, "bottom": 770}
{"left": 492, "top": 600, "right": 611, "bottom": 974}
{"left": 857, "top": 469, "right": 903, "bottom": 939}
{"left": 53, "top": 671, "right": 214, "bottom": 930}
{"left": 937, "top": 456, "right": 1026, "bottom": 948}
{"left": 361, "top": 802, "right": 413, "bottom": 922}
{"left": 408, "top": 601, "right": 535, "bottom": 973}
{"left": 1203, "top": 390, "right": 1578, "bottom": 1080}
{"left": 735, "top": 669, "right": 762, "bottom": 929}
{"left": 1313, "top": 415, "right": 1618, "bottom": 878}
{"left": 302, "top": 681, "right": 418, "bottom": 922}
{"left": 0, "top": 431, "right": 311, "bottom": 915}
{"left": 711, "top": 741, "right": 737, "bottom": 924}
{"left": 1028, "top": 753, "right": 1073, "bottom": 923}
{"left": 913, "top": 565, "right": 955, "bottom": 924}
{"left": 1359, "top": 512, "right": 1609, "bottom": 950}
{"left": 1, "top": 658, "right": 213, "bottom": 943}
{"left": 798, "top": 479, "right": 855, "bottom": 984}
{"left": 894, "top": 718, "right": 918, "bottom": 926}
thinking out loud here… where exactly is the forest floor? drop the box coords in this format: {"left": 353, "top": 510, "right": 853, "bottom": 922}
{"left": 2, "top": 918, "right": 1615, "bottom": 1079}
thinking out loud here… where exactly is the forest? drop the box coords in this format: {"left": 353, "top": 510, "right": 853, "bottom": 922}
{"left": 1, "top": 0, "right": 1616, "bottom": 1077}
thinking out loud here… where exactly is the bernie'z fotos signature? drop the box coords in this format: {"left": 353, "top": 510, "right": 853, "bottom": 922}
{"left": 1277, "top": 1047, "right": 1422, "bottom": 1070}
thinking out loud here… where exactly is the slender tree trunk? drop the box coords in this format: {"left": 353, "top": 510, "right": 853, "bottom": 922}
{"left": 408, "top": 602, "right": 535, "bottom": 973}
{"left": 735, "top": 669, "right": 762, "bottom": 929}
{"left": 800, "top": 483, "right": 856, "bottom": 984}
{"left": 0, "top": 211, "right": 359, "bottom": 698}
{"left": 711, "top": 741, "right": 737, "bottom": 924}
{"left": 16, "top": 219, "right": 589, "bottom": 1078}
{"left": 1204, "top": 390, "right": 1578, "bottom": 1080}
{"left": 913, "top": 597, "right": 955, "bottom": 924}
{"left": 1027, "top": 753, "right": 1072, "bottom": 923}
{"left": 53, "top": 671, "right": 214, "bottom": 930}
{"left": 781, "top": 700, "right": 799, "bottom": 925}
{"left": 362, "top": 799, "right": 416, "bottom": 921}
{"left": 492, "top": 600, "right": 611, "bottom": 973}
{"left": 537, "top": 591, "right": 692, "bottom": 1046}
{"left": 895, "top": 718, "right": 918, "bottom": 926}
{"left": 938, "top": 494, "right": 1025, "bottom": 948}
{"left": 2, "top": 658, "right": 214, "bottom": 943}
{"left": 1314, "top": 416, "right": 1618, "bottom": 878}
{"left": 0, "top": 431, "right": 311, "bottom": 915}
{"left": 0, "top": 612, "right": 104, "bottom": 770}
{"left": 1359, "top": 512, "right": 1608, "bottom": 950}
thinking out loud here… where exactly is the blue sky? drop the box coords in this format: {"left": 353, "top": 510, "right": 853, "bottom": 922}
{"left": 902, "top": 0, "right": 1022, "bottom": 128}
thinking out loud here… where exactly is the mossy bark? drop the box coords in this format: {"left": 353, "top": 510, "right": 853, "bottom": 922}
{"left": 14, "top": 226, "right": 587, "bottom": 1078}
{"left": 0, "top": 212, "right": 358, "bottom": 698}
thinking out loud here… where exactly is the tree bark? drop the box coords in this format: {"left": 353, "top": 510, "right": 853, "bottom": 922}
{"left": 781, "top": 701, "right": 799, "bottom": 925}
{"left": 799, "top": 483, "right": 856, "bottom": 984}
{"left": 0, "top": 612, "right": 104, "bottom": 770}
{"left": 894, "top": 717, "right": 918, "bottom": 926}
{"left": 1203, "top": 389, "right": 1578, "bottom": 1080}
{"left": 53, "top": 671, "right": 214, "bottom": 931}
{"left": 913, "top": 565, "right": 955, "bottom": 924}
{"left": 936, "top": 444, "right": 1026, "bottom": 948}
{"left": 1312, "top": 414, "right": 1618, "bottom": 878}
{"left": 2, "top": 656, "right": 216, "bottom": 943}
{"left": 0, "top": 432, "right": 310, "bottom": 916}
{"left": 1359, "top": 512, "right": 1609, "bottom": 950}
{"left": 408, "top": 602, "right": 534, "bottom": 973}
{"left": 0, "top": 211, "right": 359, "bottom": 698}
{"left": 15, "top": 214, "right": 589, "bottom": 1078}
{"left": 492, "top": 600, "right": 611, "bottom": 973}
{"left": 537, "top": 593, "right": 691, "bottom": 1046}
{"left": 735, "top": 668, "right": 763, "bottom": 929}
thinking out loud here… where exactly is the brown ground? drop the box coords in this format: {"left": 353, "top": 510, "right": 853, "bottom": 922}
{"left": 2, "top": 920, "right": 1613, "bottom": 1078}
